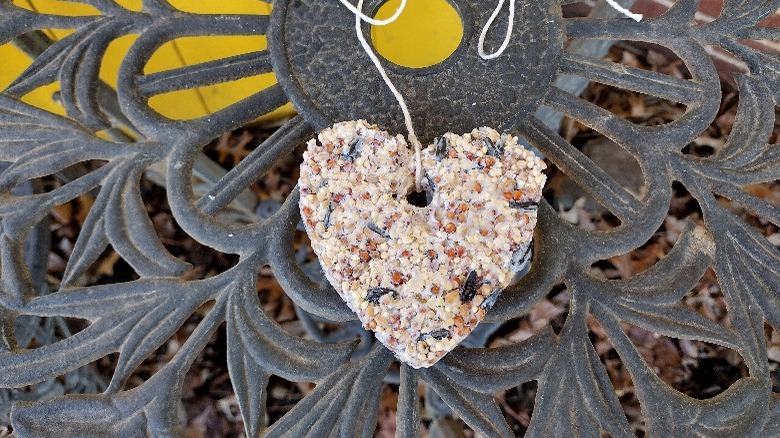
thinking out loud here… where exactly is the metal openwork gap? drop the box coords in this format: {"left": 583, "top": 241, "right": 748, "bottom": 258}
{"left": 1, "top": 0, "right": 780, "bottom": 435}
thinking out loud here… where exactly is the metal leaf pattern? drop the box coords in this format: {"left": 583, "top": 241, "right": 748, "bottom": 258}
{"left": 263, "top": 346, "right": 392, "bottom": 437}
{"left": 434, "top": 328, "right": 556, "bottom": 394}
{"left": 422, "top": 366, "right": 515, "bottom": 437}
{"left": 63, "top": 158, "right": 191, "bottom": 285}
{"left": 0, "top": 0, "right": 778, "bottom": 436}
{"left": 11, "top": 393, "right": 148, "bottom": 438}
{"left": 595, "top": 304, "right": 770, "bottom": 436}
{"left": 226, "top": 273, "right": 355, "bottom": 382}
{"left": 528, "top": 303, "right": 633, "bottom": 437}
{"left": 0, "top": 94, "right": 122, "bottom": 167}
{"left": 6, "top": 20, "right": 107, "bottom": 98}
{"left": 0, "top": 278, "right": 216, "bottom": 388}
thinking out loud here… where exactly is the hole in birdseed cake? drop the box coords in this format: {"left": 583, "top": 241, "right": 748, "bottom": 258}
{"left": 406, "top": 189, "right": 433, "bottom": 207}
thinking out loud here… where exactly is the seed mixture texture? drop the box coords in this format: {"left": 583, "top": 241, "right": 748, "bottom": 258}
{"left": 299, "top": 120, "right": 546, "bottom": 368}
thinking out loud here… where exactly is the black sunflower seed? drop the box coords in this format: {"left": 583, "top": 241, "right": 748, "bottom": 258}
{"left": 366, "top": 287, "right": 398, "bottom": 304}
{"left": 367, "top": 222, "right": 390, "bottom": 239}
{"left": 425, "top": 172, "right": 436, "bottom": 192}
{"left": 434, "top": 136, "right": 448, "bottom": 161}
{"left": 460, "top": 270, "right": 479, "bottom": 302}
{"left": 510, "top": 241, "right": 534, "bottom": 273}
{"left": 323, "top": 201, "right": 333, "bottom": 229}
{"left": 344, "top": 137, "right": 362, "bottom": 161}
{"left": 482, "top": 289, "right": 501, "bottom": 310}
{"left": 508, "top": 201, "right": 539, "bottom": 211}
{"left": 417, "top": 329, "right": 451, "bottom": 342}
{"left": 485, "top": 137, "right": 504, "bottom": 158}
{"left": 429, "top": 329, "right": 451, "bottom": 340}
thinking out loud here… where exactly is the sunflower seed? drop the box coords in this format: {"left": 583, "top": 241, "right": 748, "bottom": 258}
{"left": 509, "top": 201, "right": 539, "bottom": 211}
{"left": 510, "top": 241, "right": 534, "bottom": 273}
{"left": 417, "top": 328, "right": 451, "bottom": 342}
{"left": 344, "top": 137, "right": 362, "bottom": 161}
{"left": 485, "top": 137, "right": 504, "bottom": 158}
{"left": 323, "top": 201, "right": 333, "bottom": 229}
{"left": 425, "top": 171, "right": 436, "bottom": 192}
{"left": 434, "top": 136, "right": 448, "bottom": 161}
{"left": 366, "top": 287, "right": 397, "bottom": 304}
{"left": 367, "top": 222, "right": 390, "bottom": 239}
{"left": 482, "top": 289, "right": 501, "bottom": 310}
{"left": 460, "top": 270, "right": 479, "bottom": 302}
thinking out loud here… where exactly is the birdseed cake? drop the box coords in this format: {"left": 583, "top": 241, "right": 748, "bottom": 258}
{"left": 299, "top": 120, "right": 546, "bottom": 368}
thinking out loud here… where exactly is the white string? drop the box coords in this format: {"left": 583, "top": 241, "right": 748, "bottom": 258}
{"left": 351, "top": 0, "right": 424, "bottom": 191}
{"left": 338, "top": 0, "right": 408, "bottom": 25}
{"left": 605, "top": 0, "right": 643, "bottom": 22}
{"left": 339, "top": 0, "right": 641, "bottom": 190}
{"left": 478, "top": 0, "right": 515, "bottom": 60}
{"left": 477, "top": 0, "right": 642, "bottom": 60}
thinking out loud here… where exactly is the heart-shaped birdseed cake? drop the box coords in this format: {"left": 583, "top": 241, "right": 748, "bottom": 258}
{"left": 299, "top": 120, "right": 546, "bottom": 368}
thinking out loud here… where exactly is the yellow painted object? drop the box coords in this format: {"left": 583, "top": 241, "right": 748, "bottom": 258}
{"left": 371, "top": 0, "right": 463, "bottom": 69}
{"left": 1, "top": 0, "right": 462, "bottom": 125}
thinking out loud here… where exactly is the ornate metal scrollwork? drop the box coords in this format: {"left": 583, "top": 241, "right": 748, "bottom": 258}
{"left": 1, "top": 0, "right": 779, "bottom": 436}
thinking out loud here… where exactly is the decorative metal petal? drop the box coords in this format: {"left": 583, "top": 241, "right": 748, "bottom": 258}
{"left": 421, "top": 366, "right": 514, "bottom": 438}
{"left": 0, "top": 95, "right": 128, "bottom": 169}
{"left": 529, "top": 306, "right": 633, "bottom": 437}
{"left": 596, "top": 305, "right": 769, "bottom": 436}
{"left": 606, "top": 300, "right": 738, "bottom": 349}
{"left": 103, "top": 160, "right": 191, "bottom": 277}
{"left": 226, "top": 274, "right": 355, "bottom": 382}
{"left": 720, "top": 0, "right": 780, "bottom": 26}
{"left": 62, "top": 159, "right": 191, "bottom": 285}
{"left": 604, "top": 221, "right": 714, "bottom": 305}
{"left": 6, "top": 20, "right": 108, "bottom": 99}
{"left": 713, "top": 75, "right": 775, "bottom": 167}
{"left": 226, "top": 307, "right": 270, "bottom": 438}
{"left": 714, "top": 227, "right": 778, "bottom": 372}
{"left": 0, "top": 279, "right": 214, "bottom": 388}
{"left": 396, "top": 366, "right": 420, "bottom": 438}
{"left": 435, "top": 327, "right": 556, "bottom": 394}
{"left": 10, "top": 394, "right": 145, "bottom": 438}
{"left": 262, "top": 346, "right": 392, "bottom": 437}
{"left": 0, "top": 318, "right": 121, "bottom": 387}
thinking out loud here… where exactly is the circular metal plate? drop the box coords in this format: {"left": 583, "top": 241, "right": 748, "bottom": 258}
{"left": 269, "top": 0, "right": 564, "bottom": 143}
